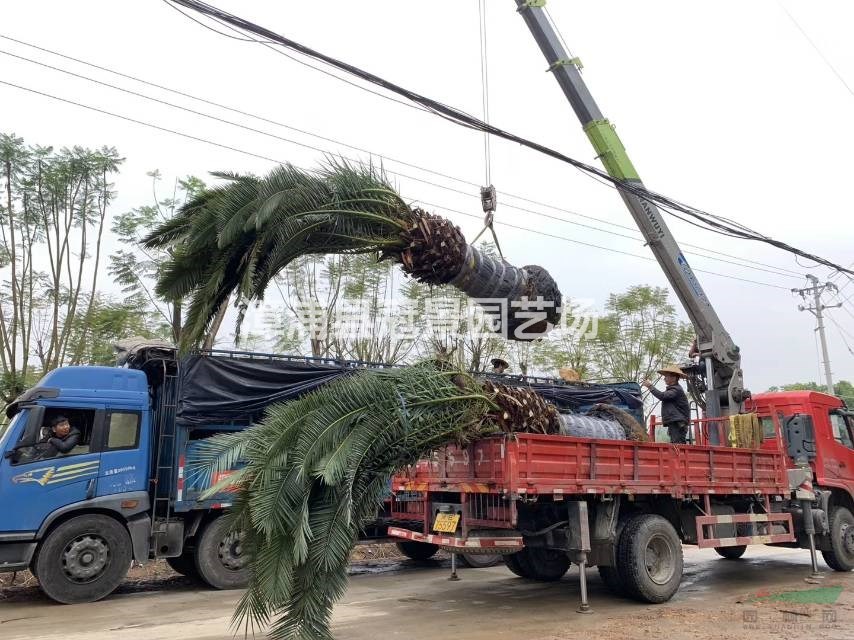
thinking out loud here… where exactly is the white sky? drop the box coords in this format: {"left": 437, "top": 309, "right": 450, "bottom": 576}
{"left": 2, "top": 0, "right": 853, "bottom": 392}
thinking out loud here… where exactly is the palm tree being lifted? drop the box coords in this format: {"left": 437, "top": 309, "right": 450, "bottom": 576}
{"left": 144, "top": 161, "right": 562, "bottom": 347}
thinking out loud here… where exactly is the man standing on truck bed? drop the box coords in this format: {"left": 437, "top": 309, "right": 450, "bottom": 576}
{"left": 643, "top": 366, "right": 691, "bottom": 444}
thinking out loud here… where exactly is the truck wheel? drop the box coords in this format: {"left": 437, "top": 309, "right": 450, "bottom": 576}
{"left": 598, "top": 565, "right": 628, "bottom": 596}
{"left": 714, "top": 545, "right": 747, "bottom": 560}
{"left": 166, "top": 551, "right": 200, "bottom": 579}
{"left": 821, "top": 506, "right": 854, "bottom": 572}
{"left": 503, "top": 550, "right": 534, "bottom": 578}
{"left": 503, "top": 548, "right": 569, "bottom": 581}
{"left": 194, "top": 516, "right": 250, "bottom": 589}
{"left": 34, "top": 515, "right": 131, "bottom": 604}
{"left": 396, "top": 541, "right": 439, "bottom": 561}
{"left": 459, "top": 553, "right": 502, "bottom": 568}
{"left": 617, "top": 514, "right": 683, "bottom": 603}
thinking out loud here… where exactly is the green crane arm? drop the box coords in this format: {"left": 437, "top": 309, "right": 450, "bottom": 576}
{"left": 513, "top": 0, "right": 746, "bottom": 418}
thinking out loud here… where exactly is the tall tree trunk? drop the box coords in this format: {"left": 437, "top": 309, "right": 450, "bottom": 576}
{"left": 5, "top": 158, "right": 19, "bottom": 382}
{"left": 201, "top": 301, "right": 227, "bottom": 350}
{"left": 171, "top": 299, "right": 182, "bottom": 344}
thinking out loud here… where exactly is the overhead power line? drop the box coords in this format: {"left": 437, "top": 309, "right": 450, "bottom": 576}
{"left": 163, "top": 0, "right": 854, "bottom": 277}
{"left": 777, "top": 1, "right": 854, "bottom": 99}
{"left": 0, "top": 37, "right": 804, "bottom": 280}
{"left": 424, "top": 200, "right": 791, "bottom": 291}
{"left": 0, "top": 77, "right": 793, "bottom": 293}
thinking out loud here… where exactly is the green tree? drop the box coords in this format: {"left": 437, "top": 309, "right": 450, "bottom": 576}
{"left": 592, "top": 285, "right": 694, "bottom": 384}
{"left": 109, "top": 170, "right": 207, "bottom": 345}
{"left": 0, "top": 133, "right": 122, "bottom": 400}
{"left": 767, "top": 380, "right": 854, "bottom": 404}
{"left": 66, "top": 295, "right": 170, "bottom": 365}
{"left": 266, "top": 253, "right": 416, "bottom": 363}
{"left": 530, "top": 298, "right": 597, "bottom": 379}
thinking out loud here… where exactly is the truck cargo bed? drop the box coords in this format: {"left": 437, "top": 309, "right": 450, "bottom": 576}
{"left": 394, "top": 433, "right": 790, "bottom": 499}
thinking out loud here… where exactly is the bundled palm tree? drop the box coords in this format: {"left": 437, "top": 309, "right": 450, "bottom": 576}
{"left": 143, "top": 162, "right": 562, "bottom": 347}
{"left": 193, "top": 361, "right": 563, "bottom": 640}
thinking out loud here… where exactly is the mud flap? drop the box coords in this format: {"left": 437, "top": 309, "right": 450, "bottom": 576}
{"left": 127, "top": 513, "right": 151, "bottom": 563}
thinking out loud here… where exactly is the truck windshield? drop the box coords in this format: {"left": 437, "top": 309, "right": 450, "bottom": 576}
{"left": 0, "top": 412, "right": 23, "bottom": 450}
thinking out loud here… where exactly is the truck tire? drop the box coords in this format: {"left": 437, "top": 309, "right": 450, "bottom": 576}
{"left": 34, "top": 514, "right": 132, "bottom": 604}
{"left": 502, "top": 548, "right": 569, "bottom": 581}
{"left": 194, "top": 516, "right": 250, "bottom": 589}
{"left": 166, "top": 551, "right": 201, "bottom": 579}
{"left": 598, "top": 565, "right": 628, "bottom": 596}
{"left": 597, "top": 515, "right": 631, "bottom": 597}
{"left": 396, "top": 541, "right": 439, "bottom": 561}
{"left": 714, "top": 545, "right": 747, "bottom": 560}
{"left": 459, "top": 553, "right": 502, "bottom": 568}
{"left": 617, "top": 514, "right": 683, "bottom": 603}
{"left": 821, "top": 505, "right": 854, "bottom": 572}
{"left": 503, "top": 550, "right": 534, "bottom": 578}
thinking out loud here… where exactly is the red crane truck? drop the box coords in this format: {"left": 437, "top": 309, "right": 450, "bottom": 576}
{"left": 387, "top": 1, "right": 854, "bottom": 609}
{"left": 388, "top": 394, "right": 854, "bottom": 605}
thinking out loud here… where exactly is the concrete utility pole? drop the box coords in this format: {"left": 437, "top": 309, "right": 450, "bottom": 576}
{"left": 793, "top": 275, "right": 841, "bottom": 395}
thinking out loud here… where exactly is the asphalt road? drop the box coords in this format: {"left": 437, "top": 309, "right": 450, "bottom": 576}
{"left": 1, "top": 547, "right": 853, "bottom": 640}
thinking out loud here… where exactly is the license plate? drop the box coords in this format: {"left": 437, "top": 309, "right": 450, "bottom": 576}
{"left": 432, "top": 512, "right": 460, "bottom": 533}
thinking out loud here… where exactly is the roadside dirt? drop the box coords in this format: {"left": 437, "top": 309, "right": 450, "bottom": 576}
{"left": 2, "top": 547, "right": 852, "bottom": 640}
{"left": 0, "top": 543, "right": 416, "bottom": 602}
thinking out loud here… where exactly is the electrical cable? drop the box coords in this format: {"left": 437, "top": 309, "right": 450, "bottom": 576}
{"left": 164, "top": 0, "right": 854, "bottom": 277}
{"left": 777, "top": 1, "right": 854, "bottom": 99}
{"left": 159, "top": 1, "right": 435, "bottom": 117}
{"left": 826, "top": 314, "right": 854, "bottom": 353}
{"left": 0, "top": 80, "right": 798, "bottom": 291}
{"left": 0, "top": 33, "right": 806, "bottom": 278}
{"left": 421, "top": 200, "right": 792, "bottom": 290}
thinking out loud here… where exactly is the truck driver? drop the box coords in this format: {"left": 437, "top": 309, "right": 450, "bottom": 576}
{"left": 39, "top": 415, "right": 82, "bottom": 457}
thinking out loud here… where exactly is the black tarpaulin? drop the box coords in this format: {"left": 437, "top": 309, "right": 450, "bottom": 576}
{"left": 177, "top": 355, "right": 354, "bottom": 426}
{"left": 175, "top": 353, "right": 644, "bottom": 428}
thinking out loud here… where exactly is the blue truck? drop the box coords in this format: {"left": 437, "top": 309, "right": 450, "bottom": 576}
{"left": 0, "top": 344, "right": 641, "bottom": 603}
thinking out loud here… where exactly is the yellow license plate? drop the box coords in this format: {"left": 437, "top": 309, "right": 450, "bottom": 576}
{"left": 432, "top": 512, "right": 460, "bottom": 533}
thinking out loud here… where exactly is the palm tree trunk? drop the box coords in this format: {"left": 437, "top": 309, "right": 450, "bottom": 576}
{"left": 451, "top": 246, "right": 562, "bottom": 339}
{"left": 402, "top": 211, "right": 561, "bottom": 340}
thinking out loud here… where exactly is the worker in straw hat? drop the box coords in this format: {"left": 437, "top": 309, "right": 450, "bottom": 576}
{"left": 490, "top": 358, "right": 509, "bottom": 374}
{"left": 642, "top": 365, "right": 691, "bottom": 444}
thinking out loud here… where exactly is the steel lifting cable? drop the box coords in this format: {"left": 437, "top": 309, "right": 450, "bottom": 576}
{"left": 471, "top": 0, "right": 504, "bottom": 258}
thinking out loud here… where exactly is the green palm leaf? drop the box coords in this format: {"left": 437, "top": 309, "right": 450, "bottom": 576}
{"left": 146, "top": 159, "right": 563, "bottom": 348}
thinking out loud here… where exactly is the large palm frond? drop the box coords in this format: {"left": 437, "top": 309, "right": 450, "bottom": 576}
{"left": 191, "top": 362, "right": 504, "bottom": 640}
{"left": 147, "top": 160, "right": 563, "bottom": 348}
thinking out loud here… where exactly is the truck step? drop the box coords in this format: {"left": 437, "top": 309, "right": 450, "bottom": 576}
{"left": 387, "top": 526, "right": 523, "bottom": 554}
{"left": 695, "top": 512, "right": 795, "bottom": 549}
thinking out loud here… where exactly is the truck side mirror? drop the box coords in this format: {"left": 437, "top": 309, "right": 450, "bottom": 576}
{"left": 18, "top": 405, "right": 45, "bottom": 448}
{"left": 784, "top": 414, "right": 816, "bottom": 461}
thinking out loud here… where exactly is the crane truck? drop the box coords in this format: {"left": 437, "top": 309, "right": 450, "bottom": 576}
{"left": 384, "top": 0, "right": 854, "bottom": 610}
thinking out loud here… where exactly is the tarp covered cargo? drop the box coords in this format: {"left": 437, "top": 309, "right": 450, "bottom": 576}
{"left": 167, "top": 351, "right": 643, "bottom": 428}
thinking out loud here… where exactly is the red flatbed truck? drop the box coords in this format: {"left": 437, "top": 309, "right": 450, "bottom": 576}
{"left": 385, "top": 3, "right": 854, "bottom": 607}
{"left": 387, "top": 391, "right": 854, "bottom": 605}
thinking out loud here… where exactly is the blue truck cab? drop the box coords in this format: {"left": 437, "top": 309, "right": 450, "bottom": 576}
{"left": 0, "top": 366, "right": 157, "bottom": 601}
{"left": 0, "top": 345, "right": 254, "bottom": 604}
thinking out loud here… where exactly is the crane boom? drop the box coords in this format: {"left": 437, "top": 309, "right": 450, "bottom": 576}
{"left": 513, "top": 0, "right": 746, "bottom": 418}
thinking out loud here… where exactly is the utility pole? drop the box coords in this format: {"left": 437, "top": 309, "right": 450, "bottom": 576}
{"left": 793, "top": 275, "right": 841, "bottom": 395}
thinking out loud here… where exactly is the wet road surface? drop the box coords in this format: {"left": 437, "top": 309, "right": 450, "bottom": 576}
{"left": 1, "top": 546, "right": 853, "bottom": 640}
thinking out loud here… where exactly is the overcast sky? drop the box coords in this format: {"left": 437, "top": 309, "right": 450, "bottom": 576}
{"left": 2, "top": 0, "right": 853, "bottom": 392}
